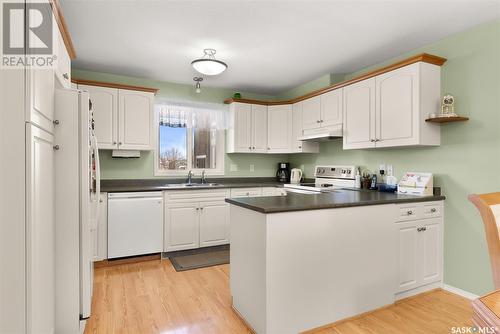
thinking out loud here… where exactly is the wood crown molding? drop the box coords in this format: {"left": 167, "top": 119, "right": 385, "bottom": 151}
{"left": 72, "top": 78, "right": 160, "bottom": 94}
{"left": 224, "top": 53, "right": 447, "bottom": 105}
{"left": 49, "top": 0, "right": 76, "bottom": 59}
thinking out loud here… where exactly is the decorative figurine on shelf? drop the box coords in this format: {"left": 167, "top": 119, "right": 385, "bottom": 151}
{"left": 440, "top": 94, "right": 457, "bottom": 117}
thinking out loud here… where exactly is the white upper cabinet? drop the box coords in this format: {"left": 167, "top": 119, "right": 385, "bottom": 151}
{"left": 320, "top": 89, "right": 343, "bottom": 127}
{"left": 291, "top": 102, "right": 319, "bottom": 153}
{"left": 54, "top": 27, "right": 71, "bottom": 89}
{"left": 267, "top": 104, "right": 292, "bottom": 153}
{"left": 79, "top": 85, "right": 118, "bottom": 150}
{"left": 251, "top": 104, "right": 268, "bottom": 153}
{"left": 344, "top": 62, "right": 441, "bottom": 150}
{"left": 302, "top": 96, "right": 321, "bottom": 131}
{"left": 227, "top": 103, "right": 267, "bottom": 153}
{"left": 118, "top": 89, "right": 154, "bottom": 150}
{"left": 78, "top": 85, "right": 155, "bottom": 151}
{"left": 343, "top": 78, "right": 376, "bottom": 149}
{"left": 26, "top": 68, "right": 55, "bottom": 134}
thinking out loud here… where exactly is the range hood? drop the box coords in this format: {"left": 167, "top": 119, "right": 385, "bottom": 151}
{"left": 298, "top": 124, "right": 343, "bottom": 142}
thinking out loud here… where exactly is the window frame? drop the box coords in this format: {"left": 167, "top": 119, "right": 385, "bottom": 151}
{"left": 153, "top": 108, "right": 225, "bottom": 177}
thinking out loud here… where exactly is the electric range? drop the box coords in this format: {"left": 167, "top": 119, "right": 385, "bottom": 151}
{"left": 284, "top": 165, "right": 357, "bottom": 193}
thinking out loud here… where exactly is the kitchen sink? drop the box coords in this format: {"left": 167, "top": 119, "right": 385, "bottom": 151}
{"left": 164, "top": 183, "right": 223, "bottom": 188}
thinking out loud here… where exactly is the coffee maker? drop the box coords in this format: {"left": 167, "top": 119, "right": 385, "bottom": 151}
{"left": 276, "top": 162, "right": 290, "bottom": 183}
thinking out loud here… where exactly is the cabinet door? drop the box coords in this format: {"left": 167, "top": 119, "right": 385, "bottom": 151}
{"left": 118, "top": 89, "right": 154, "bottom": 150}
{"left": 397, "top": 221, "right": 419, "bottom": 293}
{"left": 375, "top": 63, "right": 419, "bottom": 148}
{"left": 343, "top": 78, "right": 376, "bottom": 149}
{"left": 55, "top": 28, "right": 71, "bottom": 89}
{"left": 302, "top": 96, "right": 321, "bottom": 131}
{"left": 79, "top": 85, "right": 118, "bottom": 150}
{"left": 233, "top": 103, "right": 252, "bottom": 152}
{"left": 251, "top": 104, "right": 268, "bottom": 153}
{"left": 267, "top": 105, "right": 292, "bottom": 153}
{"left": 26, "top": 68, "right": 54, "bottom": 134}
{"left": 199, "top": 202, "right": 230, "bottom": 247}
{"left": 164, "top": 204, "right": 199, "bottom": 251}
{"left": 26, "top": 124, "right": 55, "bottom": 334}
{"left": 420, "top": 218, "right": 442, "bottom": 286}
{"left": 291, "top": 102, "right": 303, "bottom": 151}
{"left": 320, "top": 89, "right": 342, "bottom": 127}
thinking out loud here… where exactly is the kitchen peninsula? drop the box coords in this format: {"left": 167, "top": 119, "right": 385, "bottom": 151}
{"left": 226, "top": 190, "right": 445, "bottom": 333}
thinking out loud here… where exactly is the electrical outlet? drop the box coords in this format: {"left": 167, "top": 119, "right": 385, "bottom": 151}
{"left": 230, "top": 164, "right": 238, "bottom": 172}
{"left": 300, "top": 164, "right": 305, "bottom": 171}
{"left": 379, "top": 163, "right": 386, "bottom": 175}
{"left": 249, "top": 164, "right": 255, "bottom": 172}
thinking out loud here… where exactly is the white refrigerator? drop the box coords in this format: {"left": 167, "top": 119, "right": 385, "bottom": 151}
{"left": 54, "top": 88, "right": 101, "bottom": 333}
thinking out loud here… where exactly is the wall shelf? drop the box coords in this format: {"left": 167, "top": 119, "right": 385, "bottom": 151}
{"left": 425, "top": 116, "right": 469, "bottom": 124}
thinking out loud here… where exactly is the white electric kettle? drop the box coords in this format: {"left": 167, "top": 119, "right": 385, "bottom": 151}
{"left": 290, "top": 168, "right": 303, "bottom": 184}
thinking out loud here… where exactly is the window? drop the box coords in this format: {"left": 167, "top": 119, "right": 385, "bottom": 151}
{"left": 155, "top": 104, "right": 226, "bottom": 176}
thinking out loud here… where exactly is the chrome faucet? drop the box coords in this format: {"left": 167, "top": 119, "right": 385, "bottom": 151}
{"left": 187, "top": 170, "right": 194, "bottom": 184}
{"left": 201, "top": 170, "right": 207, "bottom": 184}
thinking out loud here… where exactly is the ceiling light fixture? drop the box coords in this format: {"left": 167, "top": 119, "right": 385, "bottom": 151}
{"left": 193, "top": 77, "right": 203, "bottom": 93}
{"left": 191, "top": 48, "right": 228, "bottom": 76}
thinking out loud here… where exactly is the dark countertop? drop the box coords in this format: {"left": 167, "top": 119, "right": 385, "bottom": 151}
{"left": 100, "top": 177, "right": 308, "bottom": 193}
{"left": 225, "top": 188, "right": 445, "bottom": 213}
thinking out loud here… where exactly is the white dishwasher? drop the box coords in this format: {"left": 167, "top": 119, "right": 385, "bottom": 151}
{"left": 108, "top": 192, "right": 163, "bottom": 259}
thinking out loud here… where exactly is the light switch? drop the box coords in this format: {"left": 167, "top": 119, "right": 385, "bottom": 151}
{"left": 249, "top": 164, "right": 255, "bottom": 172}
{"left": 230, "top": 164, "right": 238, "bottom": 172}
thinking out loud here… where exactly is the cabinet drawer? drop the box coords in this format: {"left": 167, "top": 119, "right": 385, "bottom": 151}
{"left": 398, "top": 205, "right": 419, "bottom": 221}
{"left": 165, "top": 189, "right": 230, "bottom": 203}
{"left": 230, "top": 187, "right": 262, "bottom": 198}
{"left": 422, "top": 203, "right": 442, "bottom": 218}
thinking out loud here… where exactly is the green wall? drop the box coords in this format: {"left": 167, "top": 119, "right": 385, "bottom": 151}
{"left": 72, "top": 69, "right": 288, "bottom": 179}
{"left": 290, "top": 19, "right": 500, "bottom": 296}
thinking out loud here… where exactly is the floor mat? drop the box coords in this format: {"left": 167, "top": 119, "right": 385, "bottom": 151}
{"left": 168, "top": 245, "right": 229, "bottom": 272}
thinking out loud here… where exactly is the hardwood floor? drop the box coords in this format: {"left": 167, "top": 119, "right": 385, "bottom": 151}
{"left": 84, "top": 259, "right": 472, "bottom": 334}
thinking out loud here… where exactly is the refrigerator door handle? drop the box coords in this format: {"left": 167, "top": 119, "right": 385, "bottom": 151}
{"left": 91, "top": 134, "right": 101, "bottom": 230}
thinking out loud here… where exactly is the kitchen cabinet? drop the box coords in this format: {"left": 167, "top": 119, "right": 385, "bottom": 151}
{"left": 302, "top": 96, "right": 321, "bottom": 131}
{"left": 291, "top": 102, "right": 319, "bottom": 153}
{"left": 199, "top": 201, "right": 230, "bottom": 247}
{"left": 396, "top": 202, "right": 443, "bottom": 294}
{"left": 261, "top": 187, "right": 287, "bottom": 196}
{"left": 267, "top": 104, "right": 292, "bottom": 153}
{"left": 226, "top": 103, "right": 268, "bottom": 153}
{"left": 251, "top": 104, "right": 268, "bottom": 153}
{"left": 343, "top": 62, "right": 441, "bottom": 150}
{"left": 165, "top": 203, "right": 200, "bottom": 251}
{"left": 79, "top": 85, "right": 118, "bottom": 150}
{"left": 301, "top": 89, "right": 342, "bottom": 133}
{"left": 342, "top": 78, "right": 376, "bottom": 149}
{"left": 118, "top": 89, "right": 154, "bottom": 150}
{"left": 164, "top": 189, "right": 230, "bottom": 252}
{"left": 26, "top": 124, "right": 55, "bottom": 334}
{"left": 26, "top": 68, "right": 55, "bottom": 134}
{"left": 77, "top": 84, "right": 154, "bottom": 150}
{"left": 55, "top": 27, "right": 71, "bottom": 89}
{"left": 230, "top": 187, "right": 263, "bottom": 198}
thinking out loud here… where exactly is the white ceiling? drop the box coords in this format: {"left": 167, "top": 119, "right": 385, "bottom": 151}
{"left": 61, "top": 0, "right": 500, "bottom": 96}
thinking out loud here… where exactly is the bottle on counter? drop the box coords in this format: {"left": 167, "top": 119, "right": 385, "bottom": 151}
{"left": 355, "top": 168, "right": 361, "bottom": 189}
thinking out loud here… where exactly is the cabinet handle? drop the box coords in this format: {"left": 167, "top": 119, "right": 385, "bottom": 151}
{"left": 375, "top": 139, "right": 381, "bottom": 142}
{"left": 298, "top": 145, "right": 302, "bottom": 149}
{"left": 430, "top": 208, "right": 437, "bottom": 213}
{"left": 196, "top": 207, "right": 200, "bottom": 211}
{"left": 248, "top": 146, "right": 252, "bottom": 150}
{"left": 113, "top": 141, "right": 117, "bottom": 145}
{"left": 53, "top": 119, "right": 60, "bottom": 125}
{"left": 316, "top": 120, "right": 321, "bottom": 123}
{"left": 407, "top": 210, "right": 413, "bottom": 215}
{"left": 370, "top": 139, "right": 375, "bottom": 142}
{"left": 99, "top": 199, "right": 103, "bottom": 203}
{"left": 119, "top": 142, "right": 123, "bottom": 145}
{"left": 53, "top": 145, "right": 60, "bottom": 150}
{"left": 62, "top": 73, "right": 69, "bottom": 80}
{"left": 246, "top": 192, "right": 250, "bottom": 196}
{"left": 421, "top": 227, "right": 427, "bottom": 231}
{"left": 417, "top": 227, "right": 423, "bottom": 232}
{"left": 320, "top": 120, "right": 324, "bottom": 123}
{"left": 252, "top": 146, "right": 255, "bottom": 149}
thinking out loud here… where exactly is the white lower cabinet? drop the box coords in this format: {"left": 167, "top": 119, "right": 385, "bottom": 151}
{"left": 165, "top": 203, "right": 200, "bottom": 251}
{"left": 200, "top": 202, "right": 230, "bottom": 247}
{"left": 164, "top": 190, "right": 230, "bottom": 252}
{"left": 396, "top": 202, "right": 443, "bottom": 295}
